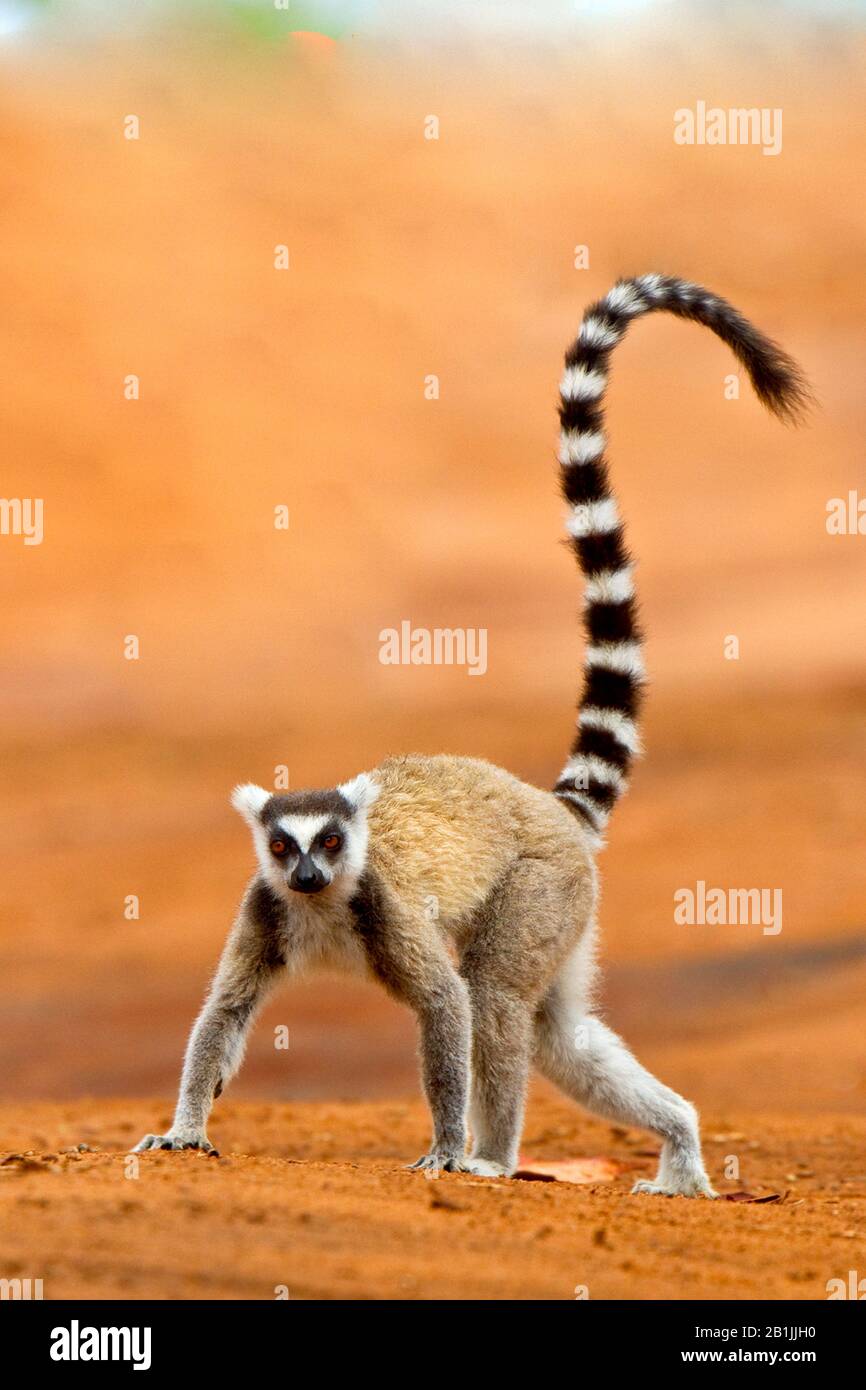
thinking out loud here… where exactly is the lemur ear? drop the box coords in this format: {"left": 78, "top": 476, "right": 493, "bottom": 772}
{"left": 338, "top": 772, "right": 381, "bottom": 815}
{"left": 231, "top": 783, "right": 271, "bottom": 826}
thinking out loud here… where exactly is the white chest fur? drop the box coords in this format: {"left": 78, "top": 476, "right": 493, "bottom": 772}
{"left": 283, "top": 892, "right": 368, "bottom": 977}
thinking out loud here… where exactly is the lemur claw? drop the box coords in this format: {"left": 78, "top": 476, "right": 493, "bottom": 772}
{"left": 409, "top": 1153, "right": 464, "bottom": 1173}
{"left": 631, "top": 1176, "right": 717, "bottom": 1199}
{"left": 408, "top": 1153, "right": 503, "bottom": 1176}
{"left": 132, "top": 1132, "right": 215, "bottom": 1155}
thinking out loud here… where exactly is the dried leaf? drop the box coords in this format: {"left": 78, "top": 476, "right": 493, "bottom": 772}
{"left": 514, "top": 1156, "right": 624, "bottom": 1185}
{"left": 721, "top": 1190, "right": 784, "bottom": 1204}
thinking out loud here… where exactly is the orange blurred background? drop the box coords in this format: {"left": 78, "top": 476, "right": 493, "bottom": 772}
{"left": 1, "top": 1, "right": 864, "bottom": 1121}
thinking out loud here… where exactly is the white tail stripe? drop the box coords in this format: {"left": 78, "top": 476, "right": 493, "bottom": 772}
{"left": 566, "top": 497, "right": 619, "bottom": 538}
{"left": 586, "top": 640, "right": 645, "bottom": 677}
{"left": 579, "top": 705, "right": 641, "bottom": 754}
{"left": 561, "top": 754, "right": 626, "bottom": 792}
{"left": 579, "top": 315, "right": 621, "bottom": 349}
{"left": 584, "top": 567, "right": 634, "bottom": 604}
{"left": 634, "top": 272, "right": 666, "bottom": 302}
{"left": 558, "top": 430, "right": 605, "bottom": 466}
{"left": 604, "top": 282, "right": 646, "bottom": 316}
{"left": 560, "top": 365, "right": 606, "bottom": 401}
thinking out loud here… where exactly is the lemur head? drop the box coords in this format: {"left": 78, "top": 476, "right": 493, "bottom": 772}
{"left": 231, "top": 773, "right": 379, "bottom": 901}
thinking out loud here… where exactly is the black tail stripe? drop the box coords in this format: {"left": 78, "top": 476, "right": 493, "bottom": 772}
{"left": 561, "top": 460, "right": 610, "bottom": 506}
{"left": 559, "top": 399, "right": 604, "bottom": 434}
{"left": 576, "top": 725, "right": 631, "bottom": 769}
{"left": 555, "top": 794, "right": 600, "bottom": 831}
{"left": 559, "top": 777, "right": 619, "bottom": 812}
{"left": 585, "top": 599, "right": 639, "bottom": 644}
{"left": 581, "top": 665, "right": 639, "bottom": 716}
{"left": 563, "top": 342, "right": 611, "bottom": 373}
{"left": 574, "top": 529, "right": 630, "bottom": 575}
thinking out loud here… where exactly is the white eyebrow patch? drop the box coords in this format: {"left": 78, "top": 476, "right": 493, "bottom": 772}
{"left": 276, "top": 813, "right": 330, "bottom": 853}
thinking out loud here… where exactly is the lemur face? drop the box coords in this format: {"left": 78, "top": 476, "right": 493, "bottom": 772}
{"left": 231, "top": 774, "right": 379, "bottom": 900}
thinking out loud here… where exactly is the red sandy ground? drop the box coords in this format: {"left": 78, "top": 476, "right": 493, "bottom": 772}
{"left": 2, "top": 1098, "right": 865, "bottom": 1301}
{"left": 0, "top": 17, "right": 865, "bottom": 1300}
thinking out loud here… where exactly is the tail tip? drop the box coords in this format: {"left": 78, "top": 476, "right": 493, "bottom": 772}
{"left": 751, "top": 350, "right": 814, "bottom": 425}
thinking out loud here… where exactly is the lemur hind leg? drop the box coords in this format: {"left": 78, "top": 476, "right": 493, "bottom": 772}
{"left": 461, "top": 860, "right": 581, "bottom": 1178}
{"left": 534, "top": 951, "right": 716, "bottom": 1197}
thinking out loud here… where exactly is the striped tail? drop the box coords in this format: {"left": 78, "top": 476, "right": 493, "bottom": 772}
{"left": 553, "top": 272, "right": 810, "bottom": 837}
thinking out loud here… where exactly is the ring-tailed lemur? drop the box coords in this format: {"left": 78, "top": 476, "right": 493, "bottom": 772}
{"left": 135, "top": 273, "right": 808, "bottom": 1195}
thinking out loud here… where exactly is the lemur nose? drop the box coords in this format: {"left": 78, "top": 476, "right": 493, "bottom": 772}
{"left": 292, "top": 864, "right": 324, "bottom": 893}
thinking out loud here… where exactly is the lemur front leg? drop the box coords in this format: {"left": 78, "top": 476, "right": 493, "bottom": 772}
{"left": 133, "top": 880, "right": 286, "bottom": 1155}
{"left": 350, "top": 873, "right": 473, "bottom": 1173}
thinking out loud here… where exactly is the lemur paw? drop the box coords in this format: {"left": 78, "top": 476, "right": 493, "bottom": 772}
{"left": 132, "top": 1131, "right": 218, "bottom": 1156}
{"left": 408, "top": 1152, "right": 475, "bottom": 1175}
{"left": 631, "top": 1175, "right": 717, "bottom": 1199}
{"left": 408, "top": 1153, "right": 510, "bottom": 1178}
{"left": 466, "top": 1157, "right": 510, "bottom": 1178}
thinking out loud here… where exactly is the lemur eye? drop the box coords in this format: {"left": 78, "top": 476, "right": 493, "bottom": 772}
{"left": 270, "top": 838, "right": 288, "bottom": 857}
{"left": 322, "top": 833, "right": 342, "bottom": 852}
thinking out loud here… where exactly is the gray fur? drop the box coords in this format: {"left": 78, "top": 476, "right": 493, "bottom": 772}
{"left": 350, "top": 871, "right": 472, "bottom": 1170}
{"left": 134, "top": 879, "right": 285, "bottom": 1153}
{"left": 261, "top": 789, "right": 354, "bottom": 825}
